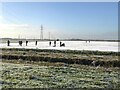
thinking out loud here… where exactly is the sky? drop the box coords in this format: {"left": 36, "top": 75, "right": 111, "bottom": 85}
{"left": 0, "top": 2, "right": 118, "bottom": 40}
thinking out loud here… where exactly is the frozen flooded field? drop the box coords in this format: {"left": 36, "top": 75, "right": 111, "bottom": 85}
{"left": 0, "top": 41, "right": 119, "bottom": 52}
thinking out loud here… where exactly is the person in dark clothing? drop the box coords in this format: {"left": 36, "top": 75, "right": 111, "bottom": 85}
{"left": 49, "top": 41, "right": 51, "bottom": 46}
{"left": 19, "top": 41, "right": 23, "bottom": 46}
{"left": 35, "top": 41, "right": 37, "bottom": 46}
{"left": 7, "top": 40, "right": 10, "bottom": 46}
{"left": 63, "top": 43, "right": 65, "bottom": 47}
{"left": 60, "top": 41, "right": 62, "bottom": 47}
{"left": 61, "top": 43, "right": 65, "bottom": 47}
{"left": 60, "top": 41, "right": 65, "bottom": 47}
{"left": 26, "top": 41, "right": 28, "bottom": 46}
{"left": 21, "top": 41, "right": 23, "bottom": 46}
{"left": 53, "top": 41, "right": 56, "bottom": 47}
{"left": 56, "top": 39, "right": 59, "bottom": 41}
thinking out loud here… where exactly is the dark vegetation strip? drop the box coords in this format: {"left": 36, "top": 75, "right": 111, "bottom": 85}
{"left": 2, "top": 54, "right": 120, "bottom": 67}
{"left": 2, "top": 88, "right": 114, "bottom": 90}
{"left": 1, "top": 48, "right": 119, "bottom": 56}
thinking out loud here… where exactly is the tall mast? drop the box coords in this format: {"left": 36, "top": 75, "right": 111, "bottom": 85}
{"left": 40, "top": 25, "right": 43, "bottom": 40}
{"left": 49, "top": 32, "right": 50, "bottom": 40}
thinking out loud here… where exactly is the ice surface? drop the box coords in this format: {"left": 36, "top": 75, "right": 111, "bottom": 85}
{"left": 0, "top": 41, "right": 118, "bottom": 52}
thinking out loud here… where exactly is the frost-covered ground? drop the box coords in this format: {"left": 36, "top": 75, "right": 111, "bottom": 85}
{"left": 1, "top": 61, "right": 120, "bottom": 88}
{"left": 0, "top": 41, "right": 119, "bottom": 52}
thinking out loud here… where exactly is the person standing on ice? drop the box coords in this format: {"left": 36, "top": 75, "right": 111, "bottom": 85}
{"left": 7, "top": 40, "right": 10, "bottom": 46}
{"left": 21, "top": 41, "right": 23, "bottom": 46}
{"left": 60, "top": 41, "right": 62, "bottom": 47}
{"left": 19, "top": 41, "right": 23, "bottom": 46}
{"left": 49, "top": 41, "right": 51, "bottom": 46}
{"left": 35, "top": 41, "right": 37, "bottom": 46}
{"left": 26, "top": 41, "right": 28, "bottom": 46}
{"left": 53, "top": 40, "right": 56, "bottom": 47}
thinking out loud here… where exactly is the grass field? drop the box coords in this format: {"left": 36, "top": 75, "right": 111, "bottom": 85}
{"left": 1, "top": 61, "right": 120, "bottom": 89}
{"left": 0, "top": 48, "right": 120, "bottom": 89}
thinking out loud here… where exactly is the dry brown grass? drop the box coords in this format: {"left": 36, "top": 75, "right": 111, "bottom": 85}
{"left": 1, "top": 48, "right": 119, "bottom": 67}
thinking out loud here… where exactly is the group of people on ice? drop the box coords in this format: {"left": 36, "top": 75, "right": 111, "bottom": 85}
{"left": 49, "top": 40, "right": 65, "bottom": 47}
{"left": 7, "top": 40, "right": 38, "bottom": 46}
{"left": 7, "top": 40, "right": 65, "bottom": 47}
